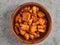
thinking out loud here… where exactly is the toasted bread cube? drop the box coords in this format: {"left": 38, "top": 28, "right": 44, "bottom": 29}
{"left": 36, "top": 21, "right": 40, "bottom": 25}
{"left": 15, "top": 26, "right": 19, "bottom": 34}
{"left": 24, "top": 33, "right": 29, "bottom": 40}
{"left": 32, "top": 6, "right": 36, "bottom": 13}
{"left": 15, "top": 23, "right": 20, "bottom": 28}
{"left": 29, "top": 34, "right": 34, "bottom": 39}
{"left": 23, "top": 6, "right": 30, "bottom": 11}
{"left": 39, "top": 18, "right": 47, "bottom": 25}
{"left": 32, "top": 33, "right": 37, "bottom": 37}
{"left": 36, "top": 33, "right": 40, "bottom": 38}
{"left": 20, "top": 24, "right": 29, "bottom": 31}
{"left": 32, "top": 6, "right": 39, "bottom": 14}
{"left": 30, "top": 25, "right": 37, "bottom": 32}
{"left": 32, "top": 15, "right": 37, "bottom": 22}
{"left": 28, "top": 19, "right": 33, "bottom": 25}
{"left": 33, "top": 33, "right": 40, "bottom": 38}
{"left": 38, "top": 11, "right": 45, "bottom": 17}
{"left": 15, "top": 14, "right": 21, "bottom": 22}
{"left": 29, "top": 9, "right": 32, "bottom": 13}
{"left": 36, "top": 7, "right": 39, "bottom": 12}
{"left": 22, "top": 12, "right": 30, "bottom": 22}
{"left": 38, "top": 25, "right": 46, "bottom": 29}
{"left": 19, "top": 18, "right": 21, "bottom": 23}
{"left": 20, "top": 30, "right": 26, "bottom": 35}
{"left": 38, "top": 29, "right": 45, "bottom": 33}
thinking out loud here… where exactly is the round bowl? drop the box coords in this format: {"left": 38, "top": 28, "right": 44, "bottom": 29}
{"left": 11, "top": 2, "right": 52, "bottom": 44}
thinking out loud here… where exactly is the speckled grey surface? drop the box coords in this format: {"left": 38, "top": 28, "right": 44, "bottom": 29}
{"left": 0, "top": 0, "right": 60, "bottom": 45}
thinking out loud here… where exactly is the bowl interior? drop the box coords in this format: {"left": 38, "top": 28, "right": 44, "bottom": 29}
{"left": 11, "top": 2, "right": 52, "bottom": 44}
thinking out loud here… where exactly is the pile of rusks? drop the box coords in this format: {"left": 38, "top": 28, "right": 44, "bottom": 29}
{"left": 14, "top": 6, "right": 47, "bottom": 40}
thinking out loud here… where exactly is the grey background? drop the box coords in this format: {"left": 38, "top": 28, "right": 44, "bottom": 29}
{"left": 0, "top": 0, "right": 60, "bottom": 45}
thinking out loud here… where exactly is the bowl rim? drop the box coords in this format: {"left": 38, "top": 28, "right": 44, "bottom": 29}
{"left": 10, "top": 2, "right": 52, "bottom": 44}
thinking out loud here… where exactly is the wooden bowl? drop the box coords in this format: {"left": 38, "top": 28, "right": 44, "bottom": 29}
{"left": 11, "top": 2, "right": 52, "bottom": 44}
